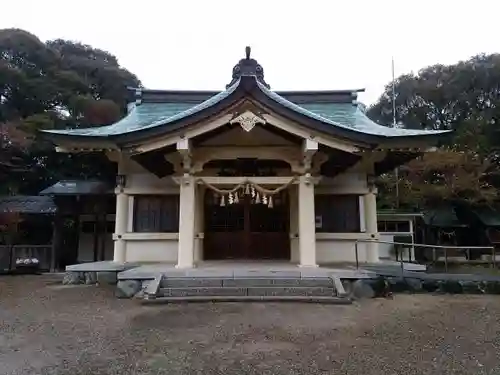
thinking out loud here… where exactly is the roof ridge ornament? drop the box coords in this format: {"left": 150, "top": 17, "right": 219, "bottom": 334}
{"left": 226, "top": 46, "right": 270, "bottom": 89}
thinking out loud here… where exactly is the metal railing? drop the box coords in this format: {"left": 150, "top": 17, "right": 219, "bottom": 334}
{"left": 354, "top": 239, "right": 495, "bottom": 273}
{"left": 0, "top": 245, "right": 52, "bottom": 272}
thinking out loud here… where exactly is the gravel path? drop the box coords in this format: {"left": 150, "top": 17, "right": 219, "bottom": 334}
{"left": 1, "top": 275, "right": 499, "bottom": 374}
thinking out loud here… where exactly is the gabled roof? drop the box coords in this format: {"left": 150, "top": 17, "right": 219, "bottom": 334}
{"left": 42, "top": 47, "right": 450, "bottom": 147}
{"left": 0, "top": 196, "right": 57, "bottom": 214}
{"left": 39, "top": 180, "right": 113, "bottom": 196}
{"left": 422, "top": 206, "right": 467, "bottom": 228}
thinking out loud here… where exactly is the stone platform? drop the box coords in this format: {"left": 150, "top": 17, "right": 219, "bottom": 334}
{"left": 64, "top": 261, "right": 138, "bottom": 285}
{"left": 62, "top": 260, "right": 500, "bottom": 302}
{"left": 112, "top": 262, "right": 382, "bottom": 302}
{"left": 117, "top": 262, "right": 377, "bottom": 280}
{"left": 66, "top": 261, "right": 138, "bottom": 272}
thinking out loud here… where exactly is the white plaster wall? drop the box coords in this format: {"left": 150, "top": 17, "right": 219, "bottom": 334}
{"left": 126, "top": 173, "right": 180, "bottom": 192}
{"left": 317, "top": 172, "right": 368, "bottom": 193}
{"left": 125, "top": 240, "right": 178, "bottom": 263}
{"left": 312, "top": 171, "right": 374, "bottom": 263}
{"left": 316, "top": 239, "right": 370, "bottom": 263}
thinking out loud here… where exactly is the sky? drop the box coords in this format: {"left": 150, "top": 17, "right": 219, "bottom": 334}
{"left": 2, "top": 0, "right": 498, "bottom": 105}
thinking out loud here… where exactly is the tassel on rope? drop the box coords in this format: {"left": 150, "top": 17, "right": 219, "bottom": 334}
{"left": 196, "top": 177, "right": 298, "bottom": 207}
{"left": 262, "top": 194, "right": 268, "bottom": 205}
{"left": 268, "top": 196, "right": 273, "bottom": 208}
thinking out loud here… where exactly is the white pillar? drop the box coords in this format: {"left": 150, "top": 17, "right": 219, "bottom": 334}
{"left": 364, "top": 191, "right": 379, "bottom": 263}
{"left": 289, "top": 185, "right": 299, "bottom": 263}
{"left": 113, "top": 192, "right": 129, "bottom": 263}
{"left": 193, "top": 186, "right": 205, "bottom": 263}
{"left": 298, "top": 175, "right": 317, "bottom": 267}
{"left": 177, "top": 175, "right": 196, "bottom": 268}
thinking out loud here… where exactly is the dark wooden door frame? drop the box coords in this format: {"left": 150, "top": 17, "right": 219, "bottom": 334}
{"left": 203, "top": 190, "right": 290, "bottom": 260}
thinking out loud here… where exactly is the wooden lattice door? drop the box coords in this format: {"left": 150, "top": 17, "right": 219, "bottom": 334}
{"left": 204, "top": 190, "right": 290, "bottom": 260}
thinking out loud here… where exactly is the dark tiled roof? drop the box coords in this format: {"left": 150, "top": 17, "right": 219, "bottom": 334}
{"left": 39, "top": 180, "right": 112, "bottom": 196}
{"left": 134, "top": 88, "right": 363, "bottom": 105}
{"left": 0, "top": 196, "right": 57, "bottom": 214}
{"left": 422, "top": 207, "right": 466, "bottom": 228}
{"left": 471, "top": 207, "right": 500, "bottom": 227}
{"left": 43, "top": 77, "right": 449, "bottom": 139}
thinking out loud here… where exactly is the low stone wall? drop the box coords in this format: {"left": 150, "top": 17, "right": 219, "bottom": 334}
{"left": 62, "top": 271, "right": 118, "bottom": 286}
{"left": 345, "top": 276, "right": 500, "bottom": 299}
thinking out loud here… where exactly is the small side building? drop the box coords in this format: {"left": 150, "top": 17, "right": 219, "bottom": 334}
{"left": 377, "top": 209, "right": 422, "bottom": 261}
{"left": 39, "top": 180, "right": 115, "bottom": 267}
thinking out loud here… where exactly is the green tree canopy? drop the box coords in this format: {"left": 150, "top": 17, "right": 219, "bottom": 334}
{"left": 369, "top": 54, "right": 500, "bottom": 208}
{"left": 0, "top": 28, "right": 141, "bottom": 194}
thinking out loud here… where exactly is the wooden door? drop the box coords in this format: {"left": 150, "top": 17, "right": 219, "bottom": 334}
{"left": 248, "top": 194, "right": 290, "bottom": 259}
{"left": 204, "top": 191, "right": 245, "bottom": 260}
{"left": 204, "top": 191, "right": 290, "bottom": 260}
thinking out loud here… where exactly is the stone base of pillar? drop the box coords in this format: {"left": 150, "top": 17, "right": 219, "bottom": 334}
{"left": 175, "top": 263, "right": 197, "bottom": 269}
{"left": 290, "top": 238, "right": 300, "bottom": 263}
{"left": 113, "top": 239, "right": 126, "bottom": 263}
{"left": 366, "top": 240, "right": 380, "bottom": 263}
{"left": 298, "top": 264, "right": 319, "bottom": 268}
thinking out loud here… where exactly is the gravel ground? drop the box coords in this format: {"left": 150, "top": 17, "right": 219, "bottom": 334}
{"left": 1, "top": 275, "right": 500, "bottom": 375}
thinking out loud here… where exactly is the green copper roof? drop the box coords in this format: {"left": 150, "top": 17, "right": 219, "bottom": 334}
{"left": 256, "top": 81, "right": 448, "bottom": 137}
{"left": 44, "top": 82, "right": 240, "bottom": 137}
{"left": 43, "top": 76, "right": 449, "bottom": 139}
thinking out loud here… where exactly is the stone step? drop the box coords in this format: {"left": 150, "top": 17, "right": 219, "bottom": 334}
{"left": 159, "top": 277, "right": 335, "bottom": 288}
{"left": 157, "top": 286, "right": 337, "bottom": 298}
{"left": 142, "top": 295, "right": 352, "bottom": 305}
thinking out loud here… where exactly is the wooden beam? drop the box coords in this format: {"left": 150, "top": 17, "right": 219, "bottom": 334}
{"left": 176, "top": 138, "right": 192, "bottom": 173}
{"left": 303, "top": 139, "right": 318, "bottom": 172}
{"left": 172, "top": 176, "right": 321, "bottom": 186}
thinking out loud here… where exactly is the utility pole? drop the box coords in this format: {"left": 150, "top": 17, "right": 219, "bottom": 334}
{"left": 392, "top": 57, "right": 400, "bottom": 209}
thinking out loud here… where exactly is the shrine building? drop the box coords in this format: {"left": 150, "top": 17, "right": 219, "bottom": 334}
{"left": 42, "top": 47, "right": 448, "bottom": 268}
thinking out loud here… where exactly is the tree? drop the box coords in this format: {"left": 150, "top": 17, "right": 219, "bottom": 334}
{"left": 0, "top": 29, "right": 141, "bottom": 194}
{"left": 368, "top": 54, "right": 500, "bottom": 208}
{"left": 369, "top": 54, "right": 500, "bottom": 133}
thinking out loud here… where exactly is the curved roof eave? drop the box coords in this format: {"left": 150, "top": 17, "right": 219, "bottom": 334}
{"left": 41, "top": 75, "right": 450, "bottom": 147}
{"left": 252, "top": 80, "right": 451, "bottom": 141}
